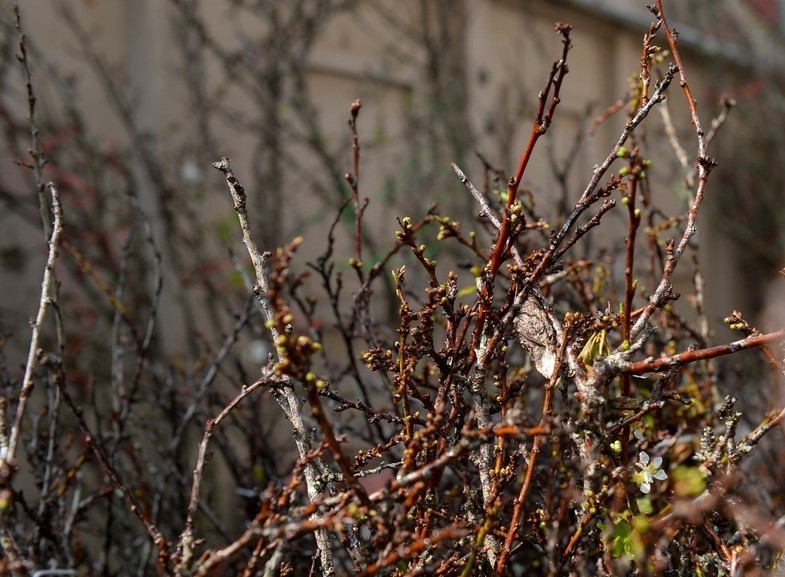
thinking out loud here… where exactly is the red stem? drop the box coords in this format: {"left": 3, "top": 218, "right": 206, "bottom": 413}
{"left": 622, "top": 330, "right": 785, "bottom": 374}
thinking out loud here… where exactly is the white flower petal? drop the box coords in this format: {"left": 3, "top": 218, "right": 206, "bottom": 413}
{"left": 653, "top": 470, "right": 668, "bottom": 481}
{"left": 651, "top": 456, "right": 663, "bottom": 468}
{"left": 639, "top": 451, "right": 649, "bottom": 465}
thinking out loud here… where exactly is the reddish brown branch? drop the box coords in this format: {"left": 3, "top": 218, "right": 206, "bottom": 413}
{"left": 495, "top": 339, "right": 568, "bottom": 574}
{"left": 492, "top": 23, "right": 571, "bottom": 277}
{"left": 620, "top": 330, "right": 785, "bottom": 375}
{"left": 346, "top": 98, "right": 364, "bottom": 275}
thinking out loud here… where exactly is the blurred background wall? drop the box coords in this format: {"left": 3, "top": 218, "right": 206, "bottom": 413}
{"left": 1, "top": 0, "right": 783, "bottom": 367}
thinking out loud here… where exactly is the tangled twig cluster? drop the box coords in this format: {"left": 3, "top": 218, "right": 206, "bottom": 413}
{"left": 1, "top": 1, "right": 784, "bottom": 576}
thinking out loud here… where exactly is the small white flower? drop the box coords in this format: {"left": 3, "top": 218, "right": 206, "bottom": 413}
{"left": 634, "top": 451, "right": 667, "bottom": 494}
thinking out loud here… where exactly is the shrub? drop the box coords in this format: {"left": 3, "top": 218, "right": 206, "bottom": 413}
{"left": 1, "top": 2, "right": 783, "bottom": 575}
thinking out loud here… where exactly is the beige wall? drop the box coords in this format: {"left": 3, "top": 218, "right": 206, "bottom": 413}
{"left": 2, "top": 0, "right": 760, "bottom": 360}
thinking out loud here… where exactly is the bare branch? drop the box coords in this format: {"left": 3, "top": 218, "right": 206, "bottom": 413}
{"left": 5, "top": 183, "right": 63, "bottom": 466}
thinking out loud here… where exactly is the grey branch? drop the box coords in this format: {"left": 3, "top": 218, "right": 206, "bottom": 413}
{"left": 205, "top": 158, "right": 336, "bottom": 576}
{"left": 5, "top": 183, "right": 63, "bottom": 466}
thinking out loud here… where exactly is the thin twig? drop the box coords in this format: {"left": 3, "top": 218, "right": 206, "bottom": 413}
{"left": 180, "top": 372, "right": 274, "bottom": 571}
{"left": 451, "top": 162, "right": 523, "bottom": 267}
{"left": 705, "top": 96, "right": 736, "bottom": 147}
{"left": 14, "top": 2, "right": 50, "bottom": 240}
{"left": 631, "top": 2, "right": 716, "bottom": 340}
{"left": 658, "top": 99, "right": 692, "bottom": 184}
{"left": 618, "top": 329, "right": 785, "bottom": 374}
{"left": 6, "top": 183, "right": 63, "bottom": 465}
{"left": 346, "top": 98, "right": 365, "bottom": 274}
{"left": 212, "top": 157, "right": 336, "bottom": 576}
{"left": 49, "top": 357, "right": 171, "bottom": 570}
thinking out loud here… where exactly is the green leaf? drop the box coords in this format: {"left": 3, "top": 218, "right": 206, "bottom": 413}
{"left": 672, "top": 466, "right": 706, "bottom": 498}
{"left": 636, "top": 496, "right": 654, "bottom": 515}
